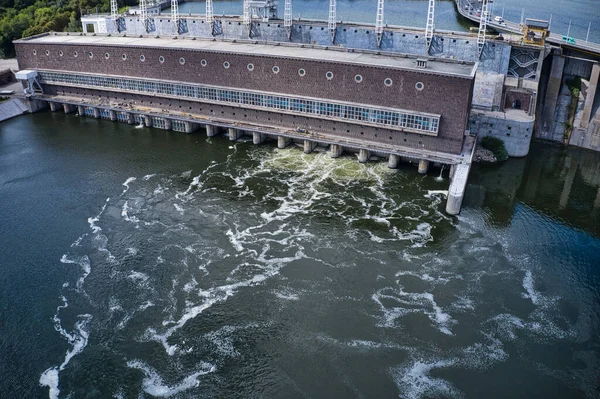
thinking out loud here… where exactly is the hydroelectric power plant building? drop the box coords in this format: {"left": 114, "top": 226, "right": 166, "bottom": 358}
{"left": 18, "top": 0, "right": 564, "bottom": 215}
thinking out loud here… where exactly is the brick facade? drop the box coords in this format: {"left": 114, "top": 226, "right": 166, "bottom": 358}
{"left": 15, "top": 41, "right": 474, "bottom": 154}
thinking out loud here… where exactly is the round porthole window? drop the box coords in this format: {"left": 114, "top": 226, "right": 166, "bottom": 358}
{"left": 44, "top": 50, "right": 49, "bottom": 56}
{"left": 140, "top": 55, "right": 145, "bottom": 62}
{"left": 122, "top": 54, "right": 127, "bottom": 60}
{"left": 201, "top": 59, "right": 207, "bottom": 67}
{"left": 33, "top": 49, "right": 37, "bottom": 55}
{"left": 384, "top": 78, "right": 393, "bottom": 87}
{"left": 354, "top": 74, "right": 363, "bottom": 83}
{"left": 159, "top": 56, "right": 165, "bottom": 63}
{"left": 298, "top": 68, "right": 306, "bottom": 77}
{"left": 326, "top": 71, "right": 334, "bottom": 80}
{"left": 179, "top": 57, "right": 185, "bottom": 65}
{"left": 247, "top": 63, "right": 254, "bottom": 71}
{"left": 415, "top": 81, "right": 425, "bottom": 91}
{"left": 73, "top": 51, "right": 78, "bottom": 57}
{"left": 104, "top": 52, "right": 110, "bottom": 59}
{"left": 59, "top": 50, "right": 64, "bottom": 57}
{"left": 88, "top": 52, "right": 93, "bottom": 58}
{"left": 272, "top": 65, "right": 280, "bottom": 74}
{"left": 223, "top": 61, "right": 230, "bottom": 69}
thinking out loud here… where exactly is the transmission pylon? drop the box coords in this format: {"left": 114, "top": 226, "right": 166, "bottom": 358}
{"left": 171, "top": 0, "right": 179, "bottom": 32}
{"left": 425, "top": 0, "right": 435, "bottom": 52}
{"left": 375, "top": 0, "right": 384, "bottom": 47}
{"left": 284, "top": 0, "right": 292, "bottom": 40}
{"left": 139, "top": 0, "right": 148, "bottom": 32}
{"left": 477, "top": 0, "right": 489, "bottom": 58}
{"left": 111, "top": 0, "right": 118, "bottom": 21}
{"left": 206, "top": 0, "right": 214, "bottom": 35}
{"left": 328, "top": 0, "right": 336, "bottom": 43}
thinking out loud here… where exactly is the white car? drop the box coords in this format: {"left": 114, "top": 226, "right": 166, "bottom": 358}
{"left": 494, "top": 16, "right": 504, "bottom": 22}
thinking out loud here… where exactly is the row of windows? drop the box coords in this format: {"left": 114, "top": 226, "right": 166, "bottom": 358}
{"left": 31, "top": 49, "right": 427, "bottom": 88}
{"left": 38, "top": 71, "right": 439, "bottom": 134}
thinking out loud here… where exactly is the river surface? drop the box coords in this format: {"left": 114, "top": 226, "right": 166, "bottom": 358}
{"left": 167, "top": 0, "right": 600, "bottom": 43}
{"left": 1, "top": 112, "right": 599, "bottom": 398}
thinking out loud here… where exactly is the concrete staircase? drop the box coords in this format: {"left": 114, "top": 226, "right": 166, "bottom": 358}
{"left": 0, "top": 98, "right": 28, "bottom": 122}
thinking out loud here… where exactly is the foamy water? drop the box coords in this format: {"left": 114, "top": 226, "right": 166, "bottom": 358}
{"left": 37, "top": 144, "right": 600, "bottom": 398}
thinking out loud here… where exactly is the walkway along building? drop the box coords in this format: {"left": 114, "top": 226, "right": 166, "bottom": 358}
{"left": 14, "top": 32, "right": 477, "bottom": 214}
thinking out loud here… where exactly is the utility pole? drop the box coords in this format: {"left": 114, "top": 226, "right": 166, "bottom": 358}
{"left": 548, "top": 14, "right": 552, "bottom": 31}
{"left": 520, "top": 8, "right": 524, "bottom": 25}
{"left": 567, "top": 20, "right": 571, "bottom": 38}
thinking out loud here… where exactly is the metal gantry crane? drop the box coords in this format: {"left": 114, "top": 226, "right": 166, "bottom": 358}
{"left": 328, "top": 0, "right": 336, "bottom": 42}
{"left": 477, "top": 0, "right": 489, "bottom": 58}
{"left": 375, "top": 0, "right": 384, "bottom": 48}
{"left": 284, "top": 0, "right": 293, "bottom": 40}
{"left": 425, "top": 0, "right": 435, "bottom": 52}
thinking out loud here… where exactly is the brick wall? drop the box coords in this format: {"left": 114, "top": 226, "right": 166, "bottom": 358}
{"left": 16, "top": 41, "right": 473, "bottom": 153}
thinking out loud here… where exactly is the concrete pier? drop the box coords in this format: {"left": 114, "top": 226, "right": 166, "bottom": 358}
{"left": 540, "top": 53, "right": 566, "bottom": 137}
{"left": 446, "top": 163, "right": 471, "bottom": 215}
{"left": 77, "top": 105, "right": 85, "bottom": 116}
{"left": 388, "top": 154, "right": 400, "bottom": 169}
{"left": 253, "top": 132, "right": 266, "bottom": 144}
{"left": 228, "top": 127, "right": 240, "bottom": 141}
{"left": 330, "top": 144, "right": 343, "bottom": 158}
{"left": 277, "top": 136, "right": 291, "bottom": 149}
{"left": 144, "top": 115, "right": 152, "bottom": 127}
{"left": 206, "top": 124, "right": 217, "bottom": 137}
{"left": 63, "top": 104, "right": 76, "bottom": 114}
{"left": 49, "top": 102, "right": 60, "bottom": 112}
{"left": 418, "top": 159, "right": 430, "bottom": 174}
{"left": 164, "top": 118, "right": 172, "bottom": 130}
{"left": 303, "top": 140, "right": 317, "bottom": 154}
{"left": 93, "top": 107, "right": 101, "bottom": 119}
{"left": 184, "top": 121, "right": 198, "bottom": 133}
{"left": 126, "top": 112, "right": 135, "bottom": 124}
{"left": 358, "top": 149, "right": 370, "bottom": 163}
{"left": 581, "top": 63, "right": 599, "bottom": 129}
{"left": 449, "top": 164, "right": 456, "bottom": 179}
{"left": 109, "top": 109, "right": 117, "bottom": 121}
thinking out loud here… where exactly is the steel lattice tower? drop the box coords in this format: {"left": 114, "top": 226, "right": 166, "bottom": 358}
{"left": 111, "top": 0, "right": 118, "bottom": 21}
{"left": 425, "top": 0, "right": 435, "bottom": 51}
{"left": 243, "top": 0, "right": 251, "bottom": 25}
{"left": 375, "top": 0, "right": 384, "bottom": 47}
{"left": 477, "top": 0, "right": 489, "bottom": 58}
{"left": 284, "top": 0, "right": 292, "bottom": 39}
{"left": 171, "top": 0, "right": 179, "bottom": 28}
{"left": 328, "top": 0, "right": 336, "bottom": 42}
{"left": 139, "top": 0, "right": 148, "bottom": 32}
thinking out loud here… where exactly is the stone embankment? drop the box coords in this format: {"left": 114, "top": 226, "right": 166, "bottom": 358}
{"left": 473, "top": 147, "right": 498, "bottom": 163}
{"left": 0, "top": 98, "right": 28, "bottom": 122}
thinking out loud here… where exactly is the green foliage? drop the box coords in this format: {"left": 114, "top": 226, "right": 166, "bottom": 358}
{"left": 0, "top": 0, "right": 112, "bottom": 58}
{"left": 566, "top": 75, "right": 581, "bottom": 98}
{"left": 481, "top": 136, "right": 509, "bottom": 162}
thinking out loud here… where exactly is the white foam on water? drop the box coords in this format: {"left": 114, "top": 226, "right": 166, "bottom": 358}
{"left": 39, "top": 368, "right": 60, "bottom": 399}
{"left": 274, "top": 290, "right": 300, "bottom": 301}
{"left": 424, "top": 190, "right": 448, "bottom": 199}
{"left": 128, "top": 271, "right": 149, "bottom": 282}
{"left": 127, "top": 360, "right": 215, "bottom": 397}
{"left": 522, "top": 270, "right": 539, "bottom": 305}
{"left": 391, "top": 359, "right": 463, "bottom": 399}
{"left": 87, "top": 198, "right": 109, "bottom": 233}
{"left": 121, "top": 177, "right": 136, "bottom": 195}
{"left": 173, "top": 203, "right": 184, "bottom": 214}
{"left": 127, "top": 247, "right": 138, "bottom": 256}
{"left": 60, "top": 255, "right": 91, "bottom": 293}
{"left": 180, "top": 170, "right": 192, "bottom": 178}
{"left": 143, "top": 174, "right": 156, "bottom": 181}
{"left": 121, "top": 200, "right": 140, "bottom": 224}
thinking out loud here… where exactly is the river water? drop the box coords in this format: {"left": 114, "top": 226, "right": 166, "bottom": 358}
{"left": 168, "top": 0, "right": 600, "bottom": 43}
{"left": 1, "top": 112, "right": 599, "bottom": 398}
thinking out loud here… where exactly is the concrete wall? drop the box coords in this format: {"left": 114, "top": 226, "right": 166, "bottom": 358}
{"left": 16, "top": 40, "right": 475, "bottom": 153}
{"left": 469, "top": 110, "right": 534, "bottom": 157}
{"left": 94, "top": 16, "right": 510, "bottom": 74}
{"left": 472, "top": 72, "right": 504, "bottom": 111}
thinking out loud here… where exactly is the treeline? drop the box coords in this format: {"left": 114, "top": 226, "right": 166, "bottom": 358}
{"left": 0, "top": 0, "right": 137, "bottom": 58}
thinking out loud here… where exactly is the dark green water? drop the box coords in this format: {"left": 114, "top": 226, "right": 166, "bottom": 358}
{"left": 1, "top": 112, "right": 599, "bottom": 398}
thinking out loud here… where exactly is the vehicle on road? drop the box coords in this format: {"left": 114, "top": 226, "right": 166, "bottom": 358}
{"left": 494, "top": 16, "right": 504, "bottom": 22}
{"left": 562, "top": 36, "right": 576, "bottom": 44}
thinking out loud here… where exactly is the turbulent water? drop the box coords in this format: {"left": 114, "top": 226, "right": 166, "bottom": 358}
{"left": 1, "top": 113, "right": 599, "bottom": 398}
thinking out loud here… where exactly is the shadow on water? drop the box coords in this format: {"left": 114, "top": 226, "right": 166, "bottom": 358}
{"left": 466, "top": 141, "right": 600, "bottom": 238}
